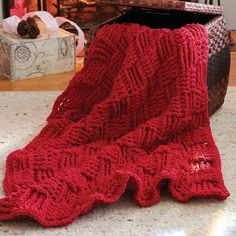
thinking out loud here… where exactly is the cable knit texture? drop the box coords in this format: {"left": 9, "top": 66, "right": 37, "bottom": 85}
{"left": 0, "top": 23, "right": 229, "bottom": 226}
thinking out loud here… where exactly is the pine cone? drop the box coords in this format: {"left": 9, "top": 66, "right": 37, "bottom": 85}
{"left": 26, "top": 17, "right": 37, "bottom": 26}
{"left": 28, "top": 25, "right": 40, "bottom": 39}
{"left": 17, "top": 17, "right": 40, "bottom": 39}
{"left": 17, "top": 20, "right": 29, "bottom": 37}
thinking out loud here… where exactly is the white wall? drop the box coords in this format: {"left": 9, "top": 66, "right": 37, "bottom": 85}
{"left": 220, "top": 0, "right": 236, "bottom": 29}
{"left": 0, "top": 0, "right": 3, "bottom": 19}
{"left": 199, "top": 0, "right": 236, "bottom": 29}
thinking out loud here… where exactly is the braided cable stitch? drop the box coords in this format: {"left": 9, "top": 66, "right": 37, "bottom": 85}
{"left": 0, "top": 23, "right": 229, "bottom": 226}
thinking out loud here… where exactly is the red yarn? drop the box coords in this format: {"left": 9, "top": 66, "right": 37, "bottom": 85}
{"left": 0, "top": 23, "right": 229, "bottom": 226}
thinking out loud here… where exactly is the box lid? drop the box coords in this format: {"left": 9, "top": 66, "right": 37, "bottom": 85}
{"left": 96, "top": 0, "right": 223, "bottom": 15}
{"left": 0, "top": 28, "right": 74, "bottom": 44}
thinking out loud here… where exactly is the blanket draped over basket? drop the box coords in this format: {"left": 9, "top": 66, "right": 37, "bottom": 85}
{"left": 0, "top": 23, "right": 229, "bottom": 226}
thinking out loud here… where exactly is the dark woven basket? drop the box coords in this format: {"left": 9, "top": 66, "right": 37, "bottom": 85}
{"left": 85, "top": 0, "right": 230, "bottom": 115}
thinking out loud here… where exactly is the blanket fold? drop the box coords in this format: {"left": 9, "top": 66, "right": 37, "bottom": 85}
{"left": 0, "top": 23, "right": 229, "bottom": 226}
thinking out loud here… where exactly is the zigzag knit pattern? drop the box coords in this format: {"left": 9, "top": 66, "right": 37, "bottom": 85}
{"left": 0, "top": 23, "right": 229, "bottom": 226}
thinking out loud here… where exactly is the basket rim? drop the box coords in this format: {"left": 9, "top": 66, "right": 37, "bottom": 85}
{"left": 96, "top": 0, "right": 223, "bottom": 15}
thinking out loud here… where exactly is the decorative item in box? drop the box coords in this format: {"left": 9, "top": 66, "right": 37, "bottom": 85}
{"left": 87, "top": 0, "right": 231, "bottom": 115}
{"left": 0, "top": 27, "right": 76, "bottom": 81}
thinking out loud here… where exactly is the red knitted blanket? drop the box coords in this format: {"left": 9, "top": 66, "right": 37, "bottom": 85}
{"left": 0, "top": 23, "right": 229, "bottom": 226}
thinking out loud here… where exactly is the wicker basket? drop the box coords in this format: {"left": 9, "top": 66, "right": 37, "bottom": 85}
{"left": 85, "top": 0, "right": 231, "bottom": 115}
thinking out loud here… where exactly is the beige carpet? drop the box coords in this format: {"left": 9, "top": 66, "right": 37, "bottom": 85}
{"left": 0, "top": 88, "right": 235, "bottom": 236}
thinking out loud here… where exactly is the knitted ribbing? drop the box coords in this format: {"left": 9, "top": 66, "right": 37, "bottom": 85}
{"left": 0, "top": 23, "right": 229, "bottom": 226}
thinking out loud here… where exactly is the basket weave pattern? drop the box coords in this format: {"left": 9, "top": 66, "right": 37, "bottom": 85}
{"left": 85, "top": 0, "right": 230, "bottom": 115}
